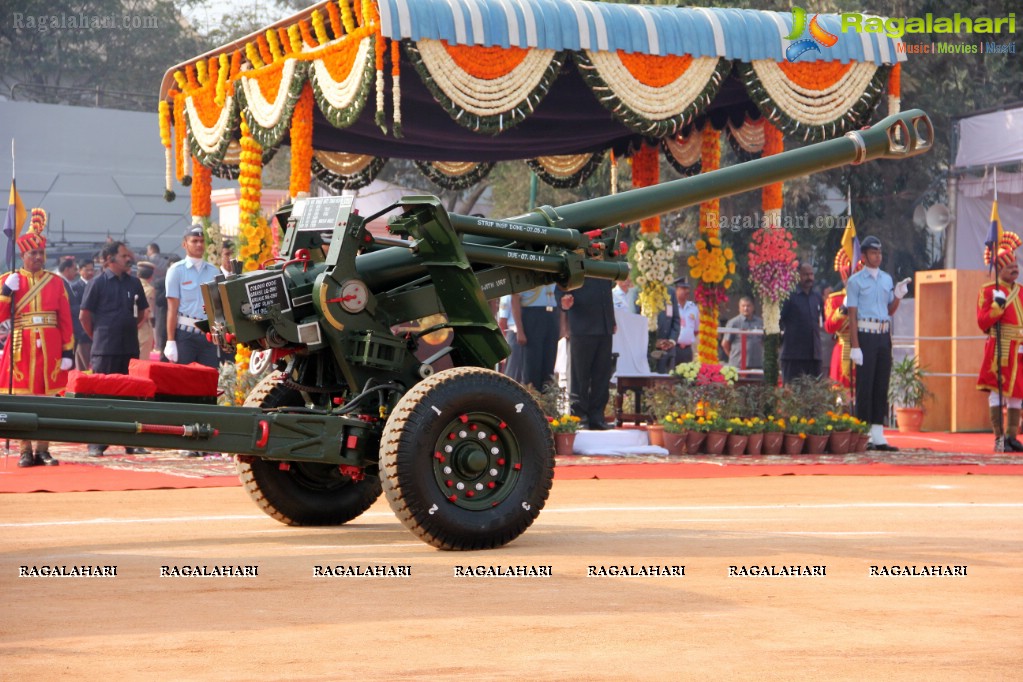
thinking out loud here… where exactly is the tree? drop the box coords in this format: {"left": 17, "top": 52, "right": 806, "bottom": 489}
{"left": 0, "top": 0, "right": 212, "bottom": 110}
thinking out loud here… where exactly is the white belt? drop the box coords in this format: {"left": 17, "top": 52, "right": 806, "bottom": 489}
{"left": 857, "top": 319, "right": 890, "bottom": 334}
{"left": 177, "top": 315, "right": 204, "bottom": 333}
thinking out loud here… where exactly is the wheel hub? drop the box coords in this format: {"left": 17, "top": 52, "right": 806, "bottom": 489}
{"left": 433, "top": 412, "right": 521, "bottom": 510}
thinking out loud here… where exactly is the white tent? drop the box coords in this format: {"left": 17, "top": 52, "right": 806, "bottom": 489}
{"left": 950, "top": 104, "right": 1023, "bottom": 270}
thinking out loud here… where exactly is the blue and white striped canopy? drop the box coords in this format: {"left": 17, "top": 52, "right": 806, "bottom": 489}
{"left": 377, "top": 0, "right": 905, "bottom": 65}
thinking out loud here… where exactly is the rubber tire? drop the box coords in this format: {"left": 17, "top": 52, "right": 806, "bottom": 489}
{"left": 380, "top": 367, "right": 554, "bottom": 550}
{"left": 237, "top": 373, "right": 382, "bottom": 526}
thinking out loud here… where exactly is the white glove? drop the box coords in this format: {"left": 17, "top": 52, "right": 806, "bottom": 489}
{"left": 850, "top": 347, "right": 864, "bottom": 366}
{"left": 5, "top": 272, "right": 20, "bottom": 292}
{"left": 993, "top": 289, "right": 1007, "bottom": 307}
{"left": 164, "top": 340, "right": 178, "bottom": 363}
{"left": 60, "top": 357, "right": 73, "bottom": 371}
{"left": 894, "top": 277, "right": 911, "bottom": 300}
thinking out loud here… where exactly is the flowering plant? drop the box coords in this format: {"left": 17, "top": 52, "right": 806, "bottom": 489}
{"left": 785, "top": 416, "right": 828, "bottom": 437}
{"left": 671, "top": 361, "right": 738, "bottom": 387}
{"left": 661, "top": 411, "right": 688, "bottom": 434}
{"left": 549, "top": 415, "right": 582, "bottom": 434}
{"left": 632, "top": 234, "right": 678, "bottom": 329}
{"left": 762, "top": 416, "right": 786, "bottom": 433}
{"left": 672, "top": 403, "right": 725, "bottom": 433}
{"left": 724, "top": 417, "right": 755, "bottom": 435}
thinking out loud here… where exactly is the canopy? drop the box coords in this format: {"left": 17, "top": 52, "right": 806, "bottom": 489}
{"left": 158, "top": 0, "right": 905, "bottom": 192}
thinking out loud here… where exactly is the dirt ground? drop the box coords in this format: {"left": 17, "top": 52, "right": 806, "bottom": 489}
{"left": 2, "top": 475, "right": 1021, "bottom": 681}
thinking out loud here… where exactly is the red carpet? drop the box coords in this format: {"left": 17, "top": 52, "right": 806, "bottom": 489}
{"left": 0, "top": 430, "right": 1020, "bottom": 494}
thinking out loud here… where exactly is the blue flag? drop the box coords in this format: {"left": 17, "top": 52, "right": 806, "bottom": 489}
{"left": 986, "top": 200, "right": 1002, "bottom": 274}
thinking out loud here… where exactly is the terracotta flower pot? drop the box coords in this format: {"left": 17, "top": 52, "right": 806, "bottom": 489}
{"left": 895, "top": 407, "right": 925, "bottom": 433}
{"left": 703, "top": 431, "right": 728, "bottom": 455}
{"left": 855, "top": 433, "right": 869, "bottom": 452}
{"left": 828, "top": 430, "right": 852, "bottom": 454}
{"left": 554, "top": 432, "right": 576, "bottom": 457}
{"left": 663, "top": 431, "right": 687, "bottom": 456}
{"left": 647, "top": 424, "right": 666, "bottom": 447}
{"left": 745, "top": 432, "right": 764, "bottom": 455}
{"left": 685, "top": 430, "right": 705, "bottom": 455}
{"left": 762, "top": 432, "right": 784, "bottom": 455}
{"left": 805, "top": 434, "right": 830, "bottom": 455}
{"left": 783, "top": 433, "right": 805, "bottom": 455}
{"left": 725, "top": 434, "right": 748, "bottom": 456}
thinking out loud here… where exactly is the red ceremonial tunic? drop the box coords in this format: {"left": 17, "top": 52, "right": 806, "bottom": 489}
{"left": 976, "top": 280, "right": 1023, "bottom": 397}
{"left": 0, "top": 269, "right": 74, "bottom": 396}
{"left": 823, "top": 289, "right": 851, "bottom": 387}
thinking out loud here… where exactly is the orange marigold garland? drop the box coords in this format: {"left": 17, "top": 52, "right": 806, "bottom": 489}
{"left": 888, "top": 62, "right": 901, "bottom": 116}
{"left": 191, "top": 158, "right": 212, "bottom": 220}
{"left": 327, "top": 1, "right": 343, "bottom": 39}
{"left": 694, "top": 124, "right": 730, "bottom": 364}
{"left": 289, "top": 83, "right": 314, "bottom": 198}
{"left": 762, "top": 122, "right": 784, "bottom": 225}
{"left": 630, "top": 143, "right": 660, "bottom": 234}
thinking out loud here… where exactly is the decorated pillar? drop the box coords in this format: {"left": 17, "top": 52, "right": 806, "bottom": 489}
{"left": 689, "top": 124, "right": 734, "bottom": 364}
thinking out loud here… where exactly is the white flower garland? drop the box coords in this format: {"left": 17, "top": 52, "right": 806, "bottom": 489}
{"left": 750, "top": 60, "right": 878, "bottom": 126}
{"left": 585, "top": 52, "right": 722, "bottom": 122}
{"left": 185, "top": 94, "right": 235, "bottom": 155}
{"left": 239, "top": 59, "right": 300, "bottom": 129}
{"left": 727, "top": 118, "right": 765, "bottom": 154}
{"left": 632, "top": 235, "right": 678, "bottom": 330}
{"left": 310, "top": 37, "right": 374, "bottom": 110}
{"left": 416, "top": 39, "right": 558, "bottom": 116}
{"left": 664, "top": 130, "right": 702, "bottom": 168}
{"left": 535, "top": 154, "right": 592, "bottom": 176}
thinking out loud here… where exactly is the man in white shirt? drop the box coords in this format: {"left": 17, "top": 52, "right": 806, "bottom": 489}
{"left": 674, "top": 277, "right": 699, "bottom": 364}
{"left": 164, "top": 225, "right": 220, "bottom": 369}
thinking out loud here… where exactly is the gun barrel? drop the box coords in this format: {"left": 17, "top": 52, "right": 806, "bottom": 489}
{"left": 498, "top": 110, "right": 934, "bottom": 231}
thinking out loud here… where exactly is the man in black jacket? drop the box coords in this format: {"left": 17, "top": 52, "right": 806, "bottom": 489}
{"left": 560, "top": 278, "right": 616, "bottom": 430}
{"left": 780, "top": 262, "right": 824, "bottom": 383}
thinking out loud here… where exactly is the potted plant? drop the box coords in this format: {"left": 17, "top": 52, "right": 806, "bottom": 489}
{"left": 761, "top": 416, "right": 785, "bottom": 454}
{"left": 550, "top": 415, "right": 582, "bottom": 456}
{"left": 745, "top": 417, "right": 765, "bottom": 455}
{"left": 823, "top": 411, "right": 854, "bottom": 454}
{"left": 724, "top": 417, "right": 751, "bottom": 455}
{"left": 888, "top": 356, "right": 931, "bottom": 432}
{"left": 660, "top": 411, "right": 688, "bottom": 456}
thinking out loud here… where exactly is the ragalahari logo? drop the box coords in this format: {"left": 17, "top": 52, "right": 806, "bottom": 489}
{"left": 785, "top": 7, "right": 839, "bottom": 62}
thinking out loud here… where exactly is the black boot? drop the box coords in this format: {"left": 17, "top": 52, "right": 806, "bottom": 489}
{"left": 18, "top": 451, "right": 36, "bottom": 467}
{"left": 35, "top": 451, "right": 59, "bottom": 466}
{"left": 991, "top": 407, "right": 1007, "bottom": 453}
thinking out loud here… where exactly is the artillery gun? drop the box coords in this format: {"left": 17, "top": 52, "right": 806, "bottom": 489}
{"left": 0, "top": 111, "right": 933, "bottom": 549}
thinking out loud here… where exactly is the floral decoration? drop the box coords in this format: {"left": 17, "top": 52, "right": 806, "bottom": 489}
{"left": 630, "top": 143, "right": 661, "bottom": 233}
{"left": 289, "top": 82, "right": 314, "bottom": 198}
{"left": 748, "top": 226, "right": 799, "bottom": 334}
{"left": 414, "top": 160, "right": 495, "bottom": 191}
{"left": 406, "top": 39, "right": 565, "bottom": 135}
{"left": 671, "top": 361, "right": 738, "bottom": 387}
{"left": 693, "top": 124, "right": 732, "bottom": 363}
{"left": 549, "top": 415, "right": 582, "bottom": 434}
{"left": 739, "top": 60, "right": 890, "bottom": 142}
{"left": 574, "top": 50, "right": 729, "bottom": 138}
{"left": 190, "top": 158, "right": 212, "bottom": 220}
{"left": 631, "top": 234, "right": 676, "bottom": 330}
{"left": 526, "top": 152, "right": 605, "bottom": 189}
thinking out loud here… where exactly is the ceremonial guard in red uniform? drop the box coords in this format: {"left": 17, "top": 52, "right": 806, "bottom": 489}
{"left": 0, "top": 209, "right": 75, "bottom": 466}
{"left": 976, "top": 231, "right": 1023, "bottom": 452}
{"left": 823, "top": 249, "right": 859, "bottom": 388}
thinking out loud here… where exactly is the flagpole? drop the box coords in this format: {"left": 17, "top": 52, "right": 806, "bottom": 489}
{"left": 993, "top": 167, "right": 1004, "bottom": 445}
{"left": 4, "top": 139, "right": 13, "bottom": 465}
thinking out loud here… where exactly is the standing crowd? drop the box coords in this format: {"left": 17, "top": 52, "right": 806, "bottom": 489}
{"left": 1, "top": 214, "right": 228, "bottom": 466}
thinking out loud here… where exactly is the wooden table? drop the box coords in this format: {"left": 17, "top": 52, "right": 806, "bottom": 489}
{"left": 613, "top": 374, "right": 678, "bottom": 426}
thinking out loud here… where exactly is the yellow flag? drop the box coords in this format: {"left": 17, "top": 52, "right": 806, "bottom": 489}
{"left": 840, "top": 215, "right": 857, "bottom": 263}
